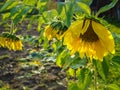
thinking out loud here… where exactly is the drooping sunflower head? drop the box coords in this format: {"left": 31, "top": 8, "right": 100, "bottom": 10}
{"left": 44, "top": 21, "right": 68, "bottom": 40}
{"left": 0, "top": 32, "right": 23, "bottom": 51}
{"left": 63, "top": 18, "right": 115, "bottom": 61}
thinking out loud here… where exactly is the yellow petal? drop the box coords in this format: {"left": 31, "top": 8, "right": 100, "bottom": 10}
{"left": 69, "top": 20, "right": 84, "bottom": 37}
{"left": 92, "top": 20, "right": 115, "bottom": 54}
{"left": 93, "top": 40, "right": 108, "bottom": 61}
{"left": 80, "top": 19, "right": 90, "bottom": 34}
{"left": 78, "top": 41, "right": 86, "bottom": 58}
{"left": 70, "top": 38, "right": 81, "bottom": 55}
{"left": 85, "top": 42, "right": 94, "bottom": 59}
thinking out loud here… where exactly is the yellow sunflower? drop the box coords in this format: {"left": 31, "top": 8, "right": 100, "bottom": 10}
{"left": 63, "top": 19, "right": 115, "bottom": 61}
{"left": 0, "top": 33, "right": 23, "bottom": 51}
{"left": 44, "top": 21, "right": 68, "bottom": 40}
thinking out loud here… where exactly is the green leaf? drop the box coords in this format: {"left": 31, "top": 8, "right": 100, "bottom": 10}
{"left": 64, "top": 1, "right": 75, "bottom": 26}
{"left": 10, "top": 5, "right": 23, "bottom": 17}
{"left": 0, "top": 0, "right": 18, "bottom": 12}
{"left": 102, "top": 59, "right": 109, "bottom": 78}
{"left": 110, "top": 24, "right": 120, "bottom": 35}
{"left": 112, "top": 56, "right": 120, "bottom": 65}
{"left": 56, "top": 50, "right": 69, "bottom": 67}
{"left": 66, "top": 68, "right": 75, "bottom": 77}
{"left": 57, "top": 2, "right": 65, "bottom": 15}
{"left": 37, "top": 16, "right": 45, "bottom": 31}
{"left": 76, "top": 68, "right": 87, "bottom": 83}
{"left": 96, "top": 61, "right": 105, "bottom": 80}
{"left": 37, "top": 1, "right": 47, "bottom": 9}
{"left": 43, "top": 37, "right": 49, "bottom": 49}
{"left": 27, "top": 15, "right": 37, "bottom": 30}
{"left": 68, "top": 81, "right": 79, "bottom": 90}
{"left": 107, "top": 84, "right": 120, "bottom": 90}
{"left": 76, "top": 68, "right": 92, "bottom": 90}
{"left": 82, "top": 70, "right": 92, "bottom": 90}
{"left": 13, "top": 6, "right": 31, "bottom": 24}
{"left": 113, "top": 33, "right": 120, "bottom": 44}
{"left": 63, "top": 56, "right": 78, "bottom": 69}
{"left": 23, "top": 0, "right": 36, "bottom": 6}
{"left": 42, "top": 9, "right": 58, "bottom": 22}
{"left": 2, "top": 12, "right": 10, "bottom": 20}
{"left": 96, "top": 0, "right": 118, "bottom": 17}
{"left": 70, "top": 57, "right": 87, "bottom": 69}
{"left": 58, "top": 5, "right": 66, "bottom": 22}
{"left": 96, "top": 59, "right": 109, "bottom": 81}
{"left": 77, "top": 2, "right": 91, "bottom": 16}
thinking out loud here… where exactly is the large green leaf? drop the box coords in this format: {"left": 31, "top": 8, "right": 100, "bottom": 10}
{"left": 102, "top": 59, "right": 109, "bottom": 78}
{"left": 13, "top": 6, "right": 31, "bottom": 24}
{"left": 70, "top": 57, "right": 87, "bottom": 69}
{"left": 0, "top": 0, "right": 17, "bottom": 12}
{"left": 76, "top": 68, "right": 87, "bottom": 83}
{"left": 96, "top": 61, "right": 105, "bottom": 80}
{"left": 58, "top": 5, "right": 66, "bottom": 22}
{"left": 2, "top": 12, "right": 10, "bottom": 20}
{"left": 56, "top": 50, "right": 69, "bottom": 67}
{"left": 112, "top": 56, "right": 120, "bottom": 65}
{"left": 64, "top": 1, "right": 75, "bottom": 26}
{"left": 42, "top": 9, "right": 58, "bottom": 22}
{"left": 10, "top": 5, "right": 23, "bottom": 17}
{"left": 96, "top": 0, "right": 118, "bottom": 17}
{"left": 68, "top": 81, "right": 79, "bottom": 90}
{"left": 77, "top": 2, "right": 91, "bottom": 16}
{"left": 96, "top": 59, "right": 109, "bottom": 81}
{"left": 57, "top": 2, "right": 65, "bottom": 15}
{"left": 63, "top": 54, "right": 81, "bottom": 69}
{"left": 107, "top": 84, "right": 120, "bottom": 90}
{"left": 76, "top": 68, "right": 92, "bottom": 90}
{"left": 82, "top": 70, "right": 92, "bottom": 90}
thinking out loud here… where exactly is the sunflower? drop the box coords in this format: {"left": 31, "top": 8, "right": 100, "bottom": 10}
{"left": 44, "top": 21, "right": 68, "bottom": 40}
{"left": 63, "top": 19, "right": 115, "bottom": 61}
{"left": 0, "top": 33, "right": 23, "bottom": 51}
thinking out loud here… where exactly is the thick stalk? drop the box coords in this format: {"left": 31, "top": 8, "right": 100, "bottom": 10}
{"left": 94, "top": 60, "right": 97, "bottom": 90}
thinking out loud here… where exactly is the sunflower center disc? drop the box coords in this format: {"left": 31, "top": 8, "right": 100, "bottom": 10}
{"left": 80, "top": 21, "right": 99, "bottom": 42}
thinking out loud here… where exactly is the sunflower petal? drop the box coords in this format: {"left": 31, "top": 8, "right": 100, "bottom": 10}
{"left": 92, "top": 20, "right": 115, "bottom": 54}
{"left": 69, "top": 20, "right": 84, "bottom": 37}
{"left": 81, "top": 19, "right": 90, "bottom": 34}
{"left": 93, "top": 40, "right": 108, "bottom": 61}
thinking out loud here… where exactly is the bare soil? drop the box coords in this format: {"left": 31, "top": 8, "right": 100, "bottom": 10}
{"left": 0, "top": 22, "right": 67, "bottom": 90}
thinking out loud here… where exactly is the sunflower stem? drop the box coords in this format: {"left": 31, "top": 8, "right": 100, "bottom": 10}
{"left": 10, "top": 20, "right": 14, "bottom": 35}
{"left": 93, "top": 60, "right": 97, "bottom": 90}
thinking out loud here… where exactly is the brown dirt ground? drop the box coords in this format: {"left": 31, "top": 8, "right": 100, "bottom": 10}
{"left": 0, "top": 21, "right": 67, "bottom": 90}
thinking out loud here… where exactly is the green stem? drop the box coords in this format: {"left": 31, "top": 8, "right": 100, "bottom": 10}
{"left": 10, "top": 21, "right": 14, "bottom": 35}
{"left": 94, "top": 61, "right": 97, "bottom": 90}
